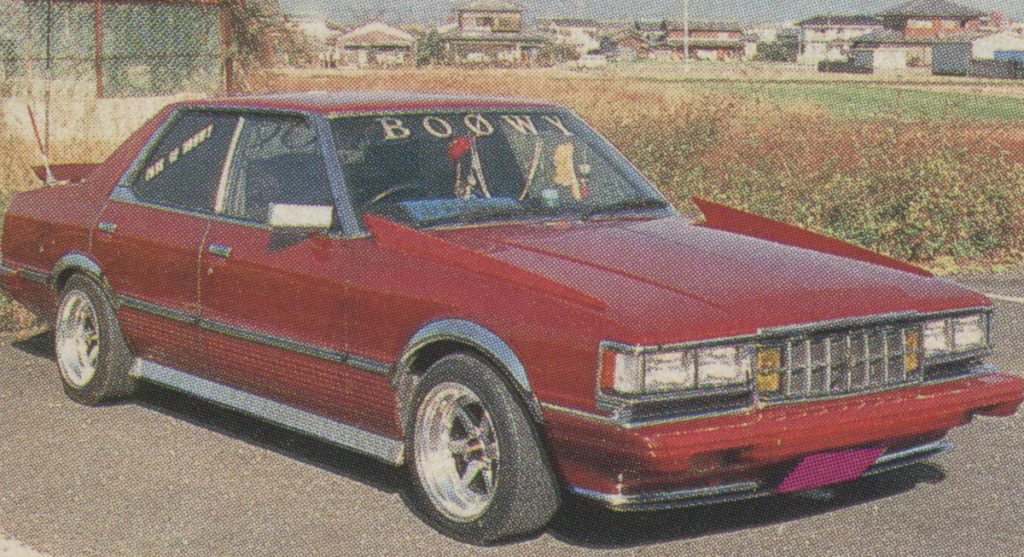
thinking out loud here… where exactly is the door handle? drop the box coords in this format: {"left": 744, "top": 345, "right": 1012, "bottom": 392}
{"left": 208, "top": 244, "right": 232, "bottom": 260}
{"left": 97, "top": 221, "right": 117, "bottom": 235}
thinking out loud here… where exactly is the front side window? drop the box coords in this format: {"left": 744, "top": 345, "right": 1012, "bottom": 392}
{"left": 330, "top": 110, "right": 667, "bottom": 229}
{"left": 128, "top": 111, "right": 238, "bottom": 212}
{"left": 219, "top": 115, "right": 333, "bottom": 224}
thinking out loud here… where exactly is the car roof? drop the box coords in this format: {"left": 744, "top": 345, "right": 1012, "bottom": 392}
{"left": 183, "top": 91, "right": 562, "bottom": 115}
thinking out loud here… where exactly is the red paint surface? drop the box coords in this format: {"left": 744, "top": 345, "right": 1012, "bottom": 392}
{"left": 775, "top": 447, "right": 885, "bottom": 494}
{"left": 694, "top": 196, "right": 933, "bottom": 277}
{"left": 544, "top": 373, "right": 1024, "bottom": 495}
{"left": 31, "top": 163, "right": 100, "bottom": 184}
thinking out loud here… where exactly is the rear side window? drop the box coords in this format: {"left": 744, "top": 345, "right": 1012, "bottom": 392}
{"left": 219, "top": 115, "right": 333, "bottom": 224}
{"left": 129, "top": 111, "right": 239, "bottom": 212}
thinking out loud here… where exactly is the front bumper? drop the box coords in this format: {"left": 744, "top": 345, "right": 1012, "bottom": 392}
{"left": 542, "top": 372, "right": 1024, "bottom": 509}
{"left": 568, "top": 439, "right": 953, "bottom": 511}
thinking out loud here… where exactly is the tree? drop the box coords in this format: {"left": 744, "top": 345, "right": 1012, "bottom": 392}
{"left": 416, "top": 30, "right": 446, "bottom": 66}
{"left": 536, "top": 42, "right": 579, "bottom": 67}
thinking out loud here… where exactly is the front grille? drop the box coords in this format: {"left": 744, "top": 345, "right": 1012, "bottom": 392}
{"left": 759, "top": 325, "right": 923, "bottom": 401}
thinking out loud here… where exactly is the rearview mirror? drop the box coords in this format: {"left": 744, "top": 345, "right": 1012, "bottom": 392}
{"left": 268, "top": 203, "right": 334, "bottom": 230}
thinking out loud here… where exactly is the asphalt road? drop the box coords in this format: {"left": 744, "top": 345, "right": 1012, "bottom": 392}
{"left": 1, "top": 276, "right": 1023, "bottom": 557}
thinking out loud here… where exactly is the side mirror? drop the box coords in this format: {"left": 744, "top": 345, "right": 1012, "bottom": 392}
{"left": 267, "top": 203, "right": 334, "bottom": 230}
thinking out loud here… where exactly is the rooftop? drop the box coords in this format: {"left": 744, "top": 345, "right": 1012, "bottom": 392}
{"left": 798, "top": 15, "right": 883, "bottom": 27}
{"left": 878, "top": 0, "right": 987, "bottom": 19}
{"left": 189, "top": 91, "right": 558, "bottom": 115}
{"left": 455, "top": 0, "right": 524, "bottom": 12}
{"left": 664, "top": 20, "right": 743, "bottom": 32}
{"left": 853, "top": 28, "right": 990, "bottom": 45}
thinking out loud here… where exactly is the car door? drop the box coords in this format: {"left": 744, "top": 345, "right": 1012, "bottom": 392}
{"left": 93, "top": 110, "right": 239, "bottom": 374}
{"left": 195, "top": 113, "right": 397, "bottom": 435}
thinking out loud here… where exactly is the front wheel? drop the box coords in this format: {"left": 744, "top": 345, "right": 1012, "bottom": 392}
{"left": 407, "top": 353, "right": 560, "bottom": 544}
{"left": 54, "top": 275, "right": 136, "bottom": 405}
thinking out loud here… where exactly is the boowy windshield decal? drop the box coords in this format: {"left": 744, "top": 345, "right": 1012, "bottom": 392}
{"left": 144, "top": 124, "right": 214, "bottom": 181}
{"left": 375, "top": 114, "right": 574, "bottom": 141}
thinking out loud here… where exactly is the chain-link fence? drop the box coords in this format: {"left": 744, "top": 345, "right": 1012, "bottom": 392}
{"left": 0, "top": 0, "right": 224, "bottom": 97}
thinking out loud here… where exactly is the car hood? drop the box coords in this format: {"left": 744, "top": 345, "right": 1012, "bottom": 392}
{"left": 434, "top": 217, "right": 988, "bottom": 343}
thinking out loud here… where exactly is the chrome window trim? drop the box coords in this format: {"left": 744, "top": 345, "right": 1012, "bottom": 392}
{"left": 310, "top": 113, "right": 364, "bottom": 238}
{"left": 131, "top": 358, "right": 404, "bottom": 465}
{"left": 112, "top": 106, "right": 360, "bottom": 239}
{"left": 117, "top": 295, "right": 391, "bottom": 376}
{"left": 213, "top": 116, "right": 247, "bottom": 214}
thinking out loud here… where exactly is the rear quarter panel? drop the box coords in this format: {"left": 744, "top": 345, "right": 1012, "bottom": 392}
{"left": 1, "top": 107, "right": 175, "bottom": 318}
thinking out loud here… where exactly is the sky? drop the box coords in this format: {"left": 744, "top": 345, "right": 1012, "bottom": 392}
{"left": 281, "top": 0, "right": 1024, "bottom": 25}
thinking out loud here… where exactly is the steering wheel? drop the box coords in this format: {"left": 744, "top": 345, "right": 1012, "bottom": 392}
{"left": 363, "top": 184, "right": 429, "bottom": 209}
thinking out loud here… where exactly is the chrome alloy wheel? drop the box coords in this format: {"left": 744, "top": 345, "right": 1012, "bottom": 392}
{"left": 56, "top": 290, "right": 101, "bottom": 388}
{"left": 414, "top": 382, "right": 501, "bottom": 523}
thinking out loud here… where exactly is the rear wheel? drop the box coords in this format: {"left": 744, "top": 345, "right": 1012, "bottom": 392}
{"left": 54, "top": 275, "right": 135, "bottom": 404}
{"left": 407, "top": 353, "right": 560, "bottom": 544}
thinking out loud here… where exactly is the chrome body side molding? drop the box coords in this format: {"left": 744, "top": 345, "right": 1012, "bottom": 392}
{"left": 569, "top": 481, "right": 766, "bottom": 512}
{"left": 402, "top": 319, "right": 534, "bottom": 396}
{"left": 52, "top": 253, "right": 104, "bottom": 287}
{"left": 17, "top": 267, "right": 50, "bottom": 285}
{"left": 131, "top": 358, "right": 405, "bottom": 465}
{"left": 399, "top": 319, "right": 541, "bottom": 418}
{"left": 117, "top": 294, "right": 392, "bottom": 375}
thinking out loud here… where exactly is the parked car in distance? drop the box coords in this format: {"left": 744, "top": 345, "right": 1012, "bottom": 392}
{"left": 2, "top": 92, "right": 1022, "bottom": 544}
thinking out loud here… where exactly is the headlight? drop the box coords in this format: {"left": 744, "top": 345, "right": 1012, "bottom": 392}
{"left": 601, "top": 344, "right": 751, "bottom": 396}
{"left": 922, "top": 312, "right": 990, "bottom": 358}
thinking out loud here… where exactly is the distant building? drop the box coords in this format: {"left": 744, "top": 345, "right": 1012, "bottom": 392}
{"left": 337, "top": 21, "right": 415, "bottom": 68}
{"left": 852, "top": 0, "right": 988, "bottom": 71}
{"left": 662, "top": 20, "right": 748, "bottom": 61}
{"left": 796, "top": 15, "right": 883, "bottom": 65}
{"left": 971, "top": 30, "right": 1024, "bottom": 59}
{"left": 541, "top": 18, "right": 601, "bottom": 55}
{"left": 439, "top": 0, "right": 547, "bottom": 64}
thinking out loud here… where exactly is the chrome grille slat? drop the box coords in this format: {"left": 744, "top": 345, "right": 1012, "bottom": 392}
{"left": 768, "top": 322, "right": 922, "bottom": 402}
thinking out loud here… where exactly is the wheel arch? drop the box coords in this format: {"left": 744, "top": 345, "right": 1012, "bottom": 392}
{"left": 51, "top": 253, "right": 115, "bottom": 302}
{"left": 395, "top": 319, "right": 544, "bottom": 431}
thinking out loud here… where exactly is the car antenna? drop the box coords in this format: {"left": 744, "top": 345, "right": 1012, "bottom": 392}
{"left": 27, "top": 104, "right": 56, "bottom": 187}
{"left": 30, "top": 0, "right": 57, "bottom": 187}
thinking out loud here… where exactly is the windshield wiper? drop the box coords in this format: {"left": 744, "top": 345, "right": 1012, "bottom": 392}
{"left": 581, "top": 198, "right": 670, "bottom": 221}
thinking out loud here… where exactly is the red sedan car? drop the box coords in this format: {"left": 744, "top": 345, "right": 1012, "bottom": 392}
{"left": 2, "top": 92, "right": 1022, "bottom": 544}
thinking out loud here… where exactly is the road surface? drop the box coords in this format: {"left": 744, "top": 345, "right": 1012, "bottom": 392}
{"left": 1, "top": 276, "right": 1022, "bottom": 556}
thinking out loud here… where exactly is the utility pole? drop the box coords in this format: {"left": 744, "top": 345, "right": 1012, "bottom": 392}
{"left": 683, "top": 0, "right": 690, "bottom": 72}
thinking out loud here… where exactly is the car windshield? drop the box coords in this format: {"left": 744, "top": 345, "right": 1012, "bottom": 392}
{"left": 330, "top": 110, "right": 670, "bottom": 228}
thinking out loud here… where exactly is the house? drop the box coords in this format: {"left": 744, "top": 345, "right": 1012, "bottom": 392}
{"left": 796, "top": 15, "right": 883, "bottom": 65}
{"left": 337, "top": 21, "right": 415, "bottom": 68}
{"left": 439, "top": 0, "right": 547, "bottom": 64}
{"left": 852, "top": 0, "right": 988, "bottom": 70}
{"left": 541, "top": 18, "right": 601, "bottom": 56}
{"left": 662, "top": 20, "right": 747, "bottom": 61}
{"left": 971, "top": 30, "right": 1024, "bottom": 59}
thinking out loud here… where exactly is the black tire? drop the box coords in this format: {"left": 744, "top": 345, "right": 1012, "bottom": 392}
{"left": 54, "top": 275, "right": 136, "bottom": 405}
{"left": 406, "top": 353, "right": 560, "bottom": 545}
